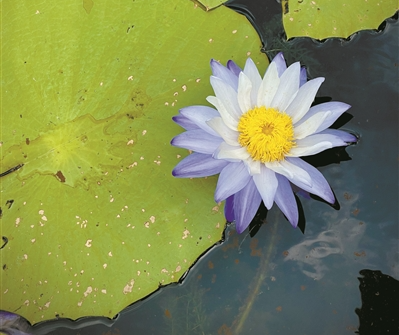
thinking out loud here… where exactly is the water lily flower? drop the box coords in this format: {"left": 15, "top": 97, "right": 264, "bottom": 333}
{"left": 171, "top": 53, "right": 357, "bottom": 233}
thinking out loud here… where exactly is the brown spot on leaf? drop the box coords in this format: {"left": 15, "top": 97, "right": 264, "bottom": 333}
{"left": 276, "top": 306, "right": 283, "bottom": 312}
{"left": 208, "top": 261, "right": 214, "bottom": 269}
{"left": 55, "top": 170, "right": 66, "bottom": 183}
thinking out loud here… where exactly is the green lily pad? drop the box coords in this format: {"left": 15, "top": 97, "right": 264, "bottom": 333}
{"left": 282, "top": 0, "right": 398, "bottom": 40}
{"left": 1, "top": 0, "right": 267, "bottom": 324}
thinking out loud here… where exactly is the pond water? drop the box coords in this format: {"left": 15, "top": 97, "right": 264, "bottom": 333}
{"left": 23, "top": 3, "right": 399, "bottom": 335}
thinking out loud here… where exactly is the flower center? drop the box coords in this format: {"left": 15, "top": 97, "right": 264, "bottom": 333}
{"left": 237, "top": 106, "right": 295, "bottom": 162}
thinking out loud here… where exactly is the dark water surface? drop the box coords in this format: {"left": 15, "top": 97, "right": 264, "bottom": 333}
{"left": 32, "top": 4, "right": 398, "bottom": 335}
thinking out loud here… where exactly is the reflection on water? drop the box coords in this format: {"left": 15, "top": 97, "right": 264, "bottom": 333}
{"left": 284, "top": 192, "right": 367, "bottom": 280}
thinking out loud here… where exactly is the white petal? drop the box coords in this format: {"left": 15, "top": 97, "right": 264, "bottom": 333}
{"left": 295, "top": 101, "right": 351, "bottom": 133}
{"left": 283, "top": 157, "right": 335, "bottom": 204}
{"left": 253, "top": 165, "right": 278, "bottom": 209}
{"left": 206, "top": 117, "right": 240, "bottom": 146}
{"left": 206, "top": 96, "right": 238, "bottom": 131}
{"left": 237, "top": 72, "right": 252, "bottom": 113}
{"left": 293, "top": 111, "right": 331, "bottom": 139}
{"left": 285, "top": 77, "right": 325, "bottom": 123}
{"left": 244, "top": 158, "right": 261, "bottom": 175}
{"left": 287, "top": 138, "right": 334, "bottom": 157}
{"left": 257, "top": 61, "right": 280, "bottom": 107}
{"left": 270, "top": 62, "right": 301, "bottom": 112}
{"left": 265, "top": 159, "right": 312, "bottom": 188}
{"left": 319, "top": 129, "right": 357, "bottom": 143}
{"left": 288, "top": 132, "right": 352, "bottom": 157}
{"left": 214, "top": 142, "right": 250, "bottom": 161}
{"left": 243, "top": 58, "right": 262, "bottom": 107}
{"left": 210, "top": 76, "right": 242, "bottom": 119}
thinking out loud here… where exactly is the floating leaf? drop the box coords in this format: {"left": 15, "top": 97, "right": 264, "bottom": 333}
{"left": 282, "top": 0, "right": 398, "bottom": 40}
{"left": 1, "top": 0, "right": 267, "bottom": 323}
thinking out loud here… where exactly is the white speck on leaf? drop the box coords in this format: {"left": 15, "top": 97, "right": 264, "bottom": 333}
{"left": 123, "top": 279, "right": 135, "bottom": 294}
{"left": 84, "top": 286, "right": 93, "bottom": 297}
{"left": 182, "top": 229, "right": 190, "bottom": 239}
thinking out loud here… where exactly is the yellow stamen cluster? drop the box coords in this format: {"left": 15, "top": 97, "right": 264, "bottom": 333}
{"left": 237, "top": 106, "right": 295, "bottom": 162}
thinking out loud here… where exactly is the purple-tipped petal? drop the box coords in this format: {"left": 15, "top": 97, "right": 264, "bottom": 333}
{"left": 215, "top": 162, "right": 251, "bottom": 202}
{"left": 292, "top": 183, "right": 312, "bottom": 199}
{"left": 179, "top": 105, "right": 220, "bottom": 136}
{"left": 172, "top": 114, "right": 199, "bottom": 130}
{"left": 294, "top": 111, "right": 332, "bottom": 139}
{"left": 270, "top": 62, "right": 301, "bottom": 112}
{"left": 318, "top": 128, "right": 358, "bottom": 143}
{"left": 252, "top": 165, "right": 278, "bottom": 209}
{"left": 172, "top": 153, "right": 229, "bottom": 178}
{"left": 227, "top": 60, "right": 242, "bottom": 77}
{"left": 211, "top": 59, "right": 239, "bottom": 90}
{"left": 265, "top": 159, "right": 312, "bottom": 188}
{"left": 237, "top": 72, "right": 253, "bottom": 113}
{"left": 274, "top": 174, "right": 299, "bottom": 227}
{"left": 299, "top": 67, "right": 307, "bottom": 87}
{"left": 288, "top": 133, "right": 349, "bottom": 157}
{"left": 224, "top": 195, "right": 235, "bottom": 222}
{"left": 257, "top": 61, "right": 280, "bottom": 107}
{"left": 234, "top": 179, "right": 262, "bottom": 234}
{"left": 171, "top": 129, "right": 222, "bottom": 154}
{"left": 283, "top": 157, "right": 335, "bottom": 204}
{"left": 243, "top": 58, "right": 262, "bottom": 106}
{"left": 272, "top": 52, "right": 287, "bottom": 77}
{"left": 285, "top": 77, "right": 325, "bottom": 123}
{"left": 294, "top": 101, "right": 351, "bottom": 130}
{"left": 210, "top": 76, "right": 242, "bottom": 119}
